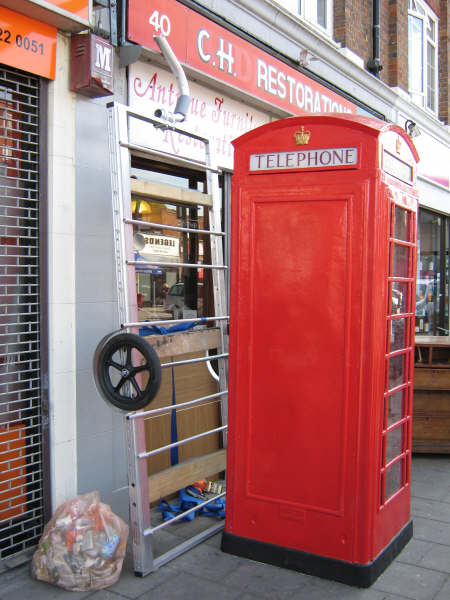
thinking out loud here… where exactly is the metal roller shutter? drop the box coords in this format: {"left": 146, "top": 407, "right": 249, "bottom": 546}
{"left": 0, "top": 65, "right": 47, "bottom": 566}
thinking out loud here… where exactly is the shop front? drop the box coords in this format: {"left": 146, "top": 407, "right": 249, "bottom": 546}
{"left": 412, "top": 132, "right": 450, "bottom": 337}
{"left": 0, "top": 0, "right": 88, "bottom": 567}
{"left": 112, "top": 1, "right": 450, "bottom": 566}
{"left": 2, "top": 0, "right": 449, "bottom": 570}
{"left": 40, "top": 0, "right": 450, "bottom": 547}
{"left": 78, "top": 1, "right": 363, "bottom": 565}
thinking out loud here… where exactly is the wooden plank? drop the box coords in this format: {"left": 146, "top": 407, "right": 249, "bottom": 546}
{"left": 412, "top": 390, "right": 450, "bottom": 453}
{"left": 414, "top": 368, "right": 450, "bottom": 390}
{"left": 144, "top": 350, "right": 221, "bottom": 475}
{"left": 143, "top": 328, "right": 221, "bottom": 358}
{"left": 415, "top": 336, "right": 450, "bottom": 347}
{"left": 412, "top": 440, "right": 450, "bottom": 453}
{"left": 147, "top": 449, "right": 226, "bottom": 503}
{"left": 131, "top": 179, "right": 212, "bottom": 207}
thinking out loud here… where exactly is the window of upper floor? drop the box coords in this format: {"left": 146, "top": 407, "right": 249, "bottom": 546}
{"left": 408, "top": 0, "right": 438, "bottom": 115}
{"left": 274, "top": 1, "right": 333, "bottom": 37}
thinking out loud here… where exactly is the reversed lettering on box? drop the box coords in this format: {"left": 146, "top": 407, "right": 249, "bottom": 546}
{"left": 382, "top": 150, "right": 413, "bottom": 184}
{"left": 279, "top": 504, "right": 306, "bottom": 522}
{"left": 249, "top": 147, "right": 358, "bottom": 171}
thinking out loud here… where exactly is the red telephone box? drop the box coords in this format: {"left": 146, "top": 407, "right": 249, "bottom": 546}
{"left": 222, "top": 115, "right": 419, "bottom": 587}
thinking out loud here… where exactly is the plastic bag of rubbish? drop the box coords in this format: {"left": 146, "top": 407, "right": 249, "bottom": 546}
{"left": 31, "top": 491, "right": 129, "bottom": 591}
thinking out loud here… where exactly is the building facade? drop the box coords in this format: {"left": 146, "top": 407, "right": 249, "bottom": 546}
{"left": 0, "top": 0, "right": 449, "bottom": 566}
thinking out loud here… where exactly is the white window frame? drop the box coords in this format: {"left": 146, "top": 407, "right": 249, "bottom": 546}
{"left": 408, "top": 0, "right": 438, "bottom": 114}
{"left": 274, "top": 1, "right": 333, "bottom": 37}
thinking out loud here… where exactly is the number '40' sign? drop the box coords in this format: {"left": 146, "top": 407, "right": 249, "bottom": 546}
{"left": 149, "top": 11, "right": 171, "bottom": 37}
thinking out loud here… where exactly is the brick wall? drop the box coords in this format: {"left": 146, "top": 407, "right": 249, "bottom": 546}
{"left": 380, "top": 0, "right": 391, "bottom": 84}
{"left": 425, "top": 0, "right": 440, "bottom": 16}
{"left": 333, "top": 0, "right": 448, "bottom": 123}
{"left": 334, "top": 1, "right": 409, "bottom": 88}
{"left": 334, "top": 0, "right": 346, "bottom": 44}
{"left": 439, "top": 0, "right": 449, "bottom": 123}
{"left": 334, "top": 0, "right": 371, "bottom": 66}
{"left": 387, "top": 0, "right": 409, "bottom": 90}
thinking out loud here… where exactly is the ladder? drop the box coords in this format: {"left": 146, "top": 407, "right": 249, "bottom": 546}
{"left": 102, "top": 99, "right": 229, "bottom": 576}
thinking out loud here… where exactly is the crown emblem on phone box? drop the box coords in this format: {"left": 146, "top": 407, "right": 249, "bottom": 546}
{"left": 294, "top": 126, "right": 311, "bottom": 145}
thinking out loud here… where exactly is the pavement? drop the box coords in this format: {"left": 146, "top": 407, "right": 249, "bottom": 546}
{"left": 0, "top": 454, "right": 449, "bottom": 600}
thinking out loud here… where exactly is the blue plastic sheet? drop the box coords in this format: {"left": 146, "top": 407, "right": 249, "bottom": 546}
{"left": 158, "top": 486, "right": 225, "bottom": 522}
{"left": 139, "top": 318, "right": 206, "bottom": 337}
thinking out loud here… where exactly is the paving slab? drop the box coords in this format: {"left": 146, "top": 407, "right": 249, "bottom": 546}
{"left": 411, "top": 496, "right": 450, "bottom": 523}
{"left": 418, "top": 543, "right": 450, "bottom": 573}
{"left": 433, "top": 576, "right": 450, "bottom": 600}
{"left": 290, "top": 576, "right": 404, "bottom": 600}
{"left": 106, "top": 558, "right": 179, "bottom": 599}
{"left": 395, "top": 537, "right": 435, "bottom": 566}
{"left": 220, "top": 560, "right": 313, "bottom": 599}
{"left": 204, "top": 531, "right": 223, "bottom": 548}
{"left": 371, "top": 561, "right": 448, "bottom": 600}
{"left": 411, "top": 479, "right": 450, "bottom": 503}
{"left": 412, "top": 456, "right": 450, "bottom": 474}
{"left": 235, "top": 592, "right": 398, "bottom": 600}
{"left": 412, "top": 515, "right": 450, "bottom": 545}
{"left": 168, "top": 539, "right": 243, "bottom": 581}
{"left": 83, "top": 592, "right": 129, "bottom": 600}
{"left": 0, "top": 569, "right": 92, "bottom": 600}
{"left": 442, "top": 490, "right": 450, "bottom": 504}
{"left": 130, "top": 571, "right": 241, "bottom": 600}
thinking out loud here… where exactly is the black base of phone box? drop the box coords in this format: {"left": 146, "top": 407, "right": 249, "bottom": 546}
{"left": 221, "top": 520, "right": 413, "bottom": 588}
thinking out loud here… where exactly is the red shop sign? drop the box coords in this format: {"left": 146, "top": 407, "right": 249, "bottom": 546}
{"left": 127, "top": 0, "right": 357, "bottom": 116}
{"left": 0, "top": 7, "right": 57, "bottom": 79}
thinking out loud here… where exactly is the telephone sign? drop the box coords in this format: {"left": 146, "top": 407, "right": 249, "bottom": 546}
{"left": 249, "top": 146, "right": 358, "bottom": 171}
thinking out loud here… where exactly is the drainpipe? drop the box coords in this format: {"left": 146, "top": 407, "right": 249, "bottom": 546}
{"left": 153, "top": 35, "right": 190, "bottom": 123}
{"left": 367, "top": 0, "right": 383, "bottom": 77}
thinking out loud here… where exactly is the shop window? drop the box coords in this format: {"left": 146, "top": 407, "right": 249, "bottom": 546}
{"left": 132, "top": 195, "right": 206, "bottom": 319}
{"left": 385, "top": 424, "right": 404, "bottom": 464}
{"left": 389, "top": 318, "right": 407, "bottom": 353}
{"left": 388, "top": 353, "right": 406, "bottom": 390}
{"left": 408, "top": 0, "right": 438, "bottom": 114}
{"left": 274, "top": 1, "right": 333, "bottom": 35}
{"left": 416, "top": 209, "right": 449, "bottom": 335}
{"left": 385, "top": 390, "right": 405, "bottom": 428}
{"left": 392, "top": 244, "right": 410, "bottom": 278}
{"left": 130, "top": 163, "right": 225, "bottom": 323}
{"left": 390, "top": 281, "right": 409, "bottom": 315}
{"left": 384, "top": 458, "right": 404, "bottom": 502}
{"left": 381, "top": 200, "right": 414, "bottom": 507}
{"left": 394, "top": 205, "right": 411, "bottom": 241}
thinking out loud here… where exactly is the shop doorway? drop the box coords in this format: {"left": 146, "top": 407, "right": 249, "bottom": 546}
{"left": 130, "top": 160, "right": 227, "bottom": 474}
{"left": 99, "top": 101, "right": 230, "bottom": 574}
{"left": 0, "top": 65, "right": 49, "bottom": 565}
{"left": 131, "top": 162, "right": 222, "bottom": 325}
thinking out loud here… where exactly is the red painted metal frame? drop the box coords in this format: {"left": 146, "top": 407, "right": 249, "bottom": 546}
{"left": 225, "top": 115, "right": 419, "bottom": 569}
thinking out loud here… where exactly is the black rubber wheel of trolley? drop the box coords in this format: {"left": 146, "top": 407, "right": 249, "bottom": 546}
{"left": 95, "top": 333, "right": 161, "bottom": 411}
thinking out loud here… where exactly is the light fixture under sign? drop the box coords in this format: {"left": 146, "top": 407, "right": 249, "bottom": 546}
{"left": 298, "top": 49, "right": 319, "bottom": 68}
{"left": 404, "top": 119, "right": 421, "bottom": 139}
